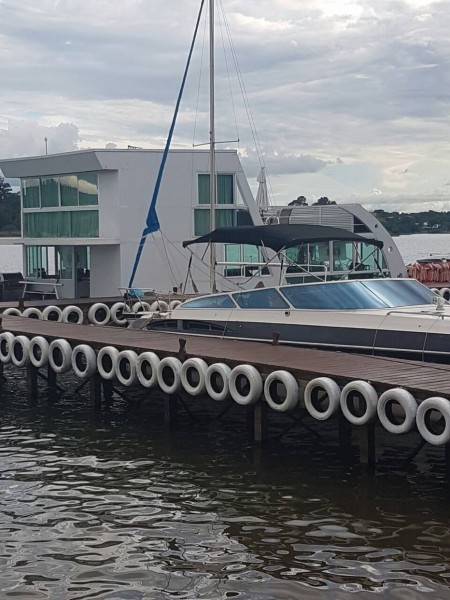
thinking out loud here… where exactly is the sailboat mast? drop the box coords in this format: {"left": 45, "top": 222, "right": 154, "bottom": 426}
{"left": 209, "top": 0, "right": 217, "bottom": 293}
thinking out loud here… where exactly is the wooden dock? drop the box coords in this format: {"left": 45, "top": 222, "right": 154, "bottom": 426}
{"left": 3, "top": 314, "right": 450, "bottom": 400}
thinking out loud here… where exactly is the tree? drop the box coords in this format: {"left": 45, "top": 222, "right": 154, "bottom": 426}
{"left": 0, "top": 177, "right": 12, "bottom": 202}
{"left": 0, "top": 177, "right": 21, "bottom": 236}
{"left": 288, "top": 195, "right": 308, "bottom": 206}
{"left": 312, "top": 196, "right": 336, "bottom": 206}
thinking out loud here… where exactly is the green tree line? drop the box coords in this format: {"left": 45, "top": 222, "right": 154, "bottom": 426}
{"left": 371, "top": 209, "right": 450, "bottom": 236}
{"left": 0, "top": 178, "right": 20, "bottom": 236}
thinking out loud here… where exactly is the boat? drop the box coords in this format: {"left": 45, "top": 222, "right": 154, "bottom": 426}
{"left": 143, "top": 223, "right": 450, "bottom": 364}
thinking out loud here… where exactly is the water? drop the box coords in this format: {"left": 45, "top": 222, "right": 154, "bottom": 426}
{"left": 1, "top": 236, "right": 450, "bottom": 598}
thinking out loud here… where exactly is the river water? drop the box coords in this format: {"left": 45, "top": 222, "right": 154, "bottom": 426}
{"left": 1, "top": 236, "right": 450, "bottom": 599}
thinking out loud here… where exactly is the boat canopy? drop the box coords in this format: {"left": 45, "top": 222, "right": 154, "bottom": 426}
{"left": 183, "top": 224, "right": 384, "bottom": 252}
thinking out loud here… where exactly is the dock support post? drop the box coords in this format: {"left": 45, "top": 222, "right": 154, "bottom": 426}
{"left": 445, "top": 444, "right": 450, "bottom": 478}
{"left": 164, "top": 395, "right": 178, "bottom": 427}
{"left": 247, "top": 401, "right": 268, "bottom": 443}
{"left": 26, "top": 365, "right": 38, "bottom": 403}
{"left": 102, "top": 379, "right": 114, "bottom": 407}
{"left": 0, "top": 363, "right": 4, "bottom": 394}
{"left": 359, "top": 423, "right": 376, "bottom": 470}
{"left": 338, "top": 414, "right": 353, "bottom": 459}
{"left": 89, "top": 372, "right": 102, "bottom": 412}
{"left": 47, "top": 365, "right": 58, "bottom": 401}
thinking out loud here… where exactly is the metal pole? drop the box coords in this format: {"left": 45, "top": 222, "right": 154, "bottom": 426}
{"left": 209, "top": 0, "right": 217, "bottom": 293}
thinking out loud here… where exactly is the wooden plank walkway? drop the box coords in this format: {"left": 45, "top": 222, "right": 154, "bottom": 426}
{"left": 3, "top": 315, "right": 450, "bottom": 400}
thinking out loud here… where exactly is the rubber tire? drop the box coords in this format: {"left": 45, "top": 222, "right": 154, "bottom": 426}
{"left": 49, "top": 339, "right": 73, "bottom": 374}
{"left": 439, "top": 288, "right": 450, "bottom": 301}
{"left": 304, "top": 377, "right": 341, "bottom": 421}
{"left": 110, "top": 302, "right": 128, "bottom": 326}
{"left": 3, "top": 308, "right": 21, "bottom": 317}
{"left": 136, "top": 352, "right": 160, "bottom": 388}
{"left": 181, "top": 358, "right": 208, "bottom": 396}
{"left": 22, "top": 307, "right": 43, "bottom": 319}
{"left": 340, "top": 380, "right": 378, "bottom": 426}
{"left": 0, "top": 332, "right": 15, "bottom": 363}
{"left": 377, "top": 388, "right": 417, "bottom": 434}
{"left": 88, "top": 303, "right": 111, "bottom": 326}
{"left": 115, "top": 350, "right": 138, "bottom": 386}
{"left": 229, "top": 365, "right": 263, "bottom": 406}
{"left": 157, "top": 357, "right": 182, "bottom": 394}
{"left": 205, "top": 363, "right": 231, "bottom": 402}
{"left": 72, "top": 344, "right": 97, "bottom": 379}
{"left": 62, "top": 305, "right": 84, "bottom": 324}
{"left": 150, "top": 300, "right": 169, "bottom": 312}
{"left": 169, "top": 300, "right": 182, "bottom": 310}
{"left": 11, "top": 335, "right": 31, "bottom": 367}
{"left": 42, "top": 305, "right": 63, "bottom": 322}
{"left": 97, "top": 346, "right": 119, "bottom": 380}
{"left": 29, "top": 336, "right": 50, "bottom": 368}
{"left": 264, "top": 370, "right": 299, "bottom": 412}
{"left": 416, "top": 397, "right": 450, "bottom": 446}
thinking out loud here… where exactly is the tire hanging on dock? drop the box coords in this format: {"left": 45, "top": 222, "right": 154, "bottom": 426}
{"left": 0, "top": 332, "right": 15, "bottom": 363}
{"left": 181, "top": 358, "right": 208, "bottom": 396}
{"left": 29, "top": 336, "right": 50, "bottom": 368}
{"left": 42, "top": 305, "right": 63, "bottom": 322}
{"left": 157, "top": 357, "right": 182, "bottom": 394}
{"left": 263, "top": 370, "right": 299, "bottom": 412}
{"left": 97, "top": 346, "right": 119, "bottom": 380}
{"left": 376, "top": 388, "right": 417, "bottom": 434}
{"left": 62, "top": 305, "right": 84, "bottom": 324}
{"left": 49, "top": 339, "right": 73, "bottom": 374}
{"left": 136, "top": 352, "right": 160, "bottom": 388}
{"left": 340, "top": 380, "right": 378, "bottom": 426}
{"left": 10, "top": 335, "right": 31, "bottom": 368}
{"left": 150, "top": 300, "right": 169, "bottom": 312}
{"left": 304, "top": 377, "right": 341, "bottom": 420}
{"left": 3, "top": 308, "right": 21, "bottom": 317}
{"left": 72, "top": 344, "right": 97, "bottom": 379}
{"left": 88, "top": 303, "right": 111, "bottom": 326}
{"left": 416, "top": 397, "right": 450, "bottom": 445}
{"left": 205, "top": 363, "right": 232, "bottom": 402}
{"left": 110, "top": 302, "right": 128, "bottom": 326}
{"left": 22, "top": 307, "right": 43, "bottom": 320}
{"left": 229, "top": 365, "right": 263, "bottom": 406}
{"left": 132, "top": 301, "right": 152, "bottom": 313}
{"left": 115, "top": 350, "right": 139, "bottom": 386}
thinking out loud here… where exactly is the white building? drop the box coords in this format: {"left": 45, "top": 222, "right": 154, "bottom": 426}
{"left": 0, "top": 148, "right": 262, "bottom": 298}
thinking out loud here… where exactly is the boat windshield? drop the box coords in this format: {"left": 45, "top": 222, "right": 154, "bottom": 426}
{"left": 181, "top": 294, "right": 236, "bottom": 309}
{"left": 280, "top": 279, "right": 435, "bottom": 310}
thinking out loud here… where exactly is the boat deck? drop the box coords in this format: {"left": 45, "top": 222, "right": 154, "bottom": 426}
{"left": 3, "top": 315, "right": 450, "bottom": 400}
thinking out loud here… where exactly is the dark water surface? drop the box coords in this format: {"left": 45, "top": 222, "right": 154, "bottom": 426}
{"left": 1, "top": 368, "right": 450, "bottom": 599}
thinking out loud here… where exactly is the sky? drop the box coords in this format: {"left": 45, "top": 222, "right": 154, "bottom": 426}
{"left": 1, "top": 0, "right": 449, "bottom": 212}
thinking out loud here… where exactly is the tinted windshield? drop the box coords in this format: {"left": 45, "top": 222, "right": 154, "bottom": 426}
{"left": 233, "top": 288, "right": 289, "bottom": 309}
{"left": 280, "top": 279, "right": 434, "bottom": 310}
{"left": 182, "top": 294, "right": 235, "bottom": 309}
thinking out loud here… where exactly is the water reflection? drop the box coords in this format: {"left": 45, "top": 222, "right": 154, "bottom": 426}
{"left": 0, "top": 366, "right": 450, "bottom": 598}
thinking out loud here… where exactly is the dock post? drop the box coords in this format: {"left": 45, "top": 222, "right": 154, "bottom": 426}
{"left": 247, "top": 401, "right": 268, "bottom": 443}
{"left": 102, "top": 379, "right": 114, "bottom": 407}
{"left": 47, "top": 365, "right": 58, "bottom": 402}
{"left": 164, "top": 395, "right": 178, "bottom": 427}
{"left": 89, "top": 372, "right": 102, "bottom": 412}
{"left": 445, "top": 444, "right": 450, "bottom": 478}
{"left": 26, "top": 365, "right": 39, "bottom": 403}
{"left": 338, "top": 413, "right": 353, "bottom": 459}
{"left": 359, "top": 423, "right": 376, "bottom": 470}
{"left": 0, "top": 362, "right": 4, "bottom": 394}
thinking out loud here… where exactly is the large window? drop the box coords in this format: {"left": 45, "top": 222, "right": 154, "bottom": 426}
{"left": 198, "top": 174, "right": 234, "bottom": 204}
{"left": 23, "top": 210, "right": 99, "bottom": 238}
{"left": 224, "top": 244, "right": 266, "bottom": 277}
{"left": 22, "top": 179, "right": 40, "bottom": 208}
{"left": 22, "top": 173, "right": 98, "bottom": 209}
{"left": 195, "top": 173, "right": 244, "bottom": 236}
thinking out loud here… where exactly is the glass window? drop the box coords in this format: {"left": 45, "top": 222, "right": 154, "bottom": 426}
{"left": 233, "top": 288, "right": 289, "bottom": 309}
{"left": 362, "top": 279, "right": 435, "bottom": 307}
{"left": 22, "top": 179, "right": 40, "bottom": 208}
{"left": 194, "top": 209, "right": 237, "bottom": 236}
{"left": 280, "top": 282, "right": 389, "bottom": 310}
{"left": 60, "top": 175, "right": 78, "bottom": 206}
{"left": 56, "top": 246, "right": 73, "bottom": 279}
{"left": 40, "top": 177, "right": 59, "bottom": 207}
{"left": 182, "top": 294, "right": 236, "bottom": 309}
{"left": 78, "top": 173, "right": 98, "bottom": 206}
{"left": 71, "top": 210, "right": 99, "bottom": 237}
{"left": 23, "top": 210, "right": 98, "bottom": 238}
{"left": 198, "top": 174, "right": 210, "bottom": 204}
{"left": 333, "top": 241, "right": 354, "bottom": 271}
{"left": 237, "top": 209, "right": 252, "bottom": 226}
{"left": 197, "top": 174, "right": 234, "bottom": 204}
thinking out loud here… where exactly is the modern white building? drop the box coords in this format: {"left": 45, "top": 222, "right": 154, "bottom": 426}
{"left": 0, "top": 149, "right": 262, "bottom": 298}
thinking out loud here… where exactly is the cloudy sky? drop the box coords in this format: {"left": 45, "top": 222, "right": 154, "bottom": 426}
{"left": 1, "top": 0, "right": 449, "bottom": 211}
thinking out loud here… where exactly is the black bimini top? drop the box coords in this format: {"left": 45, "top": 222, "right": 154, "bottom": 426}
{"left": 182, "top": 224, "right": 383, "bottom": 252}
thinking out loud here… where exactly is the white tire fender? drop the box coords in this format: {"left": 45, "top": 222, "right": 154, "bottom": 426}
{"left": 157, "top": 356, "right": 182, "bottom": 394}
{"left": 340, "top": 380, "right": 378, "bottom": 426}
{"left": 304, "top": 377, "right": 341, "bottom": 421}
{"left": 377, "top": 388, "right": 417, "bottom": 434}
{"left": 42, "top": 305, "right": 63, "bottom": 322}
{"left": 49, "top": 339, "right": 72, "bottom": 374}
{"left": 132, "top": 301, "right": 152, "bottom": 314}
{"left": 115, "top": 350, "right": 138, "bottom": 386}
{"left": 11, "top": 335, "right": 31, "bottom": 367}
{"left": 205, "top": 363, "right": 232, "bottom": 402}
{"left": 416, "top": 397, "right": 450, "bottom": 446}
{"left": 88, "top": 303, "right": 110, "bottom": 326}
{"left": 29, "top": 336, "right": 50, "bottom": 368}
{"left": 62, "top": 305, "right": 84, "bottom": 324}
{"left": 22, "top": 307, "right": 43, "bottom": 319}
{"left": 97, "top": 346, "right": 119, "bottom": 380}
{"left": 0, "top": 332, "right": 15, "bottom": 363}
{"left": 439, "top": 288, "right": 450, "bottom": 301}
{"left": 72, "top": 344, "right": 97, "bottom": 379}
{"left": 181, "top": 358, "right": 208, "bottom": 396}
{"left": 169, "top": 300, "right": 182, "bottom": 310}
{"left": 110, "top": 302, "right": 128, "bottom": 326}
{"left": 264, "top": 370, "right": 299, "bottom": 412}
{"left": 229, "top": 365, "right": 263, "bottom": 406}
{"left": 150, "top": 300, "right": 169, "bottom": 312}
{"left": 3, "top": 308, "right": 21, "bottom": 317}
{"left": 431, "top": 288, "right": 439, "bottom": 295}
{"left": 136, "top": 352, "right": 160, "bottom": 388}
